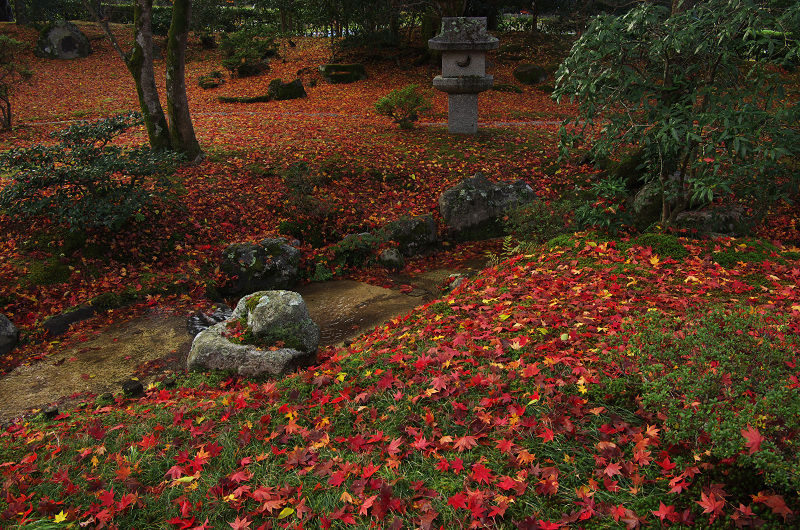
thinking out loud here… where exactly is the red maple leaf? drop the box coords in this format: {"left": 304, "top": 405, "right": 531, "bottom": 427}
{"left": 740, "top": 424, "right": 764, "bottom": 455}
{"left": 496, "top": 475, "right": 518, "bottom": 491}
{"left": 651, "top": 502, "right": 678, "bottom": 523}
{"left": 603, "top": 462, "right": 622, "bottom": 477}
{"left": 696, "top": 492, "right": 725, "bottom": 522}
{"left": 471, "top": 463, "right": 494, "bottom": 484}
{"left": 454, "top": 435, "right": 478, "bottom": 453}
{"left": 228, "top": 516, "right": 252, "bottom": 529}
{"left": 764, "top": 495, "right": 794, "bottom": 521}
{"left": 538, "top": 427, "right": 555, "bottom": 442}
{"left": 447, "top": 492, "right": 468, "bottom": 510}
{"left": 385, "top": 437, "right": 403, "bottom": 456}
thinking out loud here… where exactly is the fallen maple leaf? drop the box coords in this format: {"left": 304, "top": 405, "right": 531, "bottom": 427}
{"left": 740, "top": 424, "right": 764, "bottom": 455}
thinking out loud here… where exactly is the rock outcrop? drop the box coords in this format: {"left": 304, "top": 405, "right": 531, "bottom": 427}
{"left": 35, "top": 21, "right": 91, "bottom": 60}
{"left": 220, "top": 238, "right": 301, "bottom": 296}
{"left": 439, "top": 173, "right": 535, "bottom": 241}
{"left": 187, "top": 291, "right": 319, "bottom": 378}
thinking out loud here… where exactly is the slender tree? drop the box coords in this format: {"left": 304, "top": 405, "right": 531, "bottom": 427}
{"left": 81, "top": 0, "right": 202, "bottom": 159}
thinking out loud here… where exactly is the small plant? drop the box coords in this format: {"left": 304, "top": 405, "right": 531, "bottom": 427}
{"left": 219, "top": 28, "right": 277, "bottom": 78}
{"left": 0, "top": 112, "right": 183, "bottom": 232}
{"left": 504, "top": 199, "right": 575, "bottom": 244}
{"left": 374, "top": 84, "right": 432, "bottom": 129}
{"left": 573, "top": 175, "right": 632, "bottom": 235}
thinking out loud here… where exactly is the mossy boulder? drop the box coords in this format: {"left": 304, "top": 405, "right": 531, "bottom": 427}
{"left": 187, "top": 291, "right": 319, "bottom": 378}
{"left": 268, "top": 78, "right": 306, "bottom": 101}
{"left": 513, "top": 63, "right": 547, "bottom": 85}
{"left": 319, "top": 64, "right": 367, "bottom": 84}
{"left": 439, "top": 173, "right": 536, "bottom": 242}
{"left": 382, "top": 214, "right": 439, "bottom": 257}
{"left": 198, "top": 71, "right": 224, "bottom": 89}
{"left": 219, "top": 238, "right": 301, "bottom": 296}
{"left": 35, "top": 20, "right": 91, "bottom": 60}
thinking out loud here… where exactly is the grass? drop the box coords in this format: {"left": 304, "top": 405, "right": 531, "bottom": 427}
{"left": 2, "top": 233, "right": 799, "bottom": 528}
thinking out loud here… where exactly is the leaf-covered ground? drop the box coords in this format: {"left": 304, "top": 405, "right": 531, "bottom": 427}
{"left": 1, "top": 21, "right": 800, "bottom": 529}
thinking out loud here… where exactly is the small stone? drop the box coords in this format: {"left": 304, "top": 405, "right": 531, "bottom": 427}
{"left": 0, "top": 313, "right": 19, "bottom": 356}
{"left": 122, "top": 379, "right": 144, "bottom": 397}
{"left": 160, "top": 377, "right": 176, "bottom": 388}
{"left": 43, "top": 406, "right": 59, "bottom": 419}
{"left": 378, "top": 248, "right": 405, "bottom": 271}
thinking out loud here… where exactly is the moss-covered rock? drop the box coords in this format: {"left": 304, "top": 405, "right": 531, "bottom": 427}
{"left": 513, "top": 63, "right": 547, "bottom": 85}
{"left": 318, "top": 64, "right": 367, "bottom": 84}
{"left": 219, "top": 238, "right": 301, "bottom": 296}
{"left": 35, "top": 21, "right": 91, "bottom": 60}
{"left": 267, "top": 78, "right": 306, "bottom": 100}
{"left": 187, "top": 290, "right": 319, "bottom": 378}
{"left": 439, "top": 173, "right": 536, "bottom": 242}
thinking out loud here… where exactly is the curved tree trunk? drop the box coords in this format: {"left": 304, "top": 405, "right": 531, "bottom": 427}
{"left": 166, "top": 0, "right": 202, "bottom": 160}
{"left": 130, "top": 0, "right": 172, "bottom": 150}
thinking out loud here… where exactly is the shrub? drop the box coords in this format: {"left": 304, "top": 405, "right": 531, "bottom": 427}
{"left": 625, "top": 307, "right": 800, "bottom": 492}
{"left": 554, "top": 0, "right": 800, "bottom": 226}
{"left": 573, "top": 175, "right": 632, "bottom": 234}
{"left": 219, "top": 28, "right": 277, "bottom": 78}
{"left": 0, "top": 112, "right": 183, "bottom": 232}
{"left": 504, "top": 199, "right": 575, "bottom": 244}
{"left": 374, "top": 84, "right": 432, "bottom": 129}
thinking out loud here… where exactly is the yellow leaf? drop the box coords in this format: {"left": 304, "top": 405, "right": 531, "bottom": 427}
{"left": 336, "top": 372, "right": 347, "bottom": 382}
{"left": 174, "top": 475, "right": 196, "bottom": 483}
{"left": 498, "top": 313, "right": 511, "bottom": 321}
{"left": 54, "top": 510, "right": 68, "bottom": 523}
{"left": 278, "top": 507, "right": 295, "bottom": 519}
{"left": 649, "top": 256, "right": 660, "bottom": 266}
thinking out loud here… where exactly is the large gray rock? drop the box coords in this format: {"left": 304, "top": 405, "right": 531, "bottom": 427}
{"left": 439, "top": 173, "right": 535, "bottom": 241}
{"left": 220, "top": 238, "right": 301, "bottom": 296}
{"left": 35, "top": 21, "right": 91, "bottom": 60}
{"left": 0, "top": 314, "right": 19, "bottom": 356}
{"left": 383, "top": 214, "right": 438, "bottom": 257}
{"left": 187, "top": 291, "right": 319, "bottom": 378}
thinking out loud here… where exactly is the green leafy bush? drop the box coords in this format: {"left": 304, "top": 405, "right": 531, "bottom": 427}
{"left": 573, "top": 175, "right": 632, "bottom": 234}
{"left": 374, "top": 84, "right": 432, "bottom": 129}
{"left": 504, "top": 199, "right": 575, "bottom": 244}
{"left": 627, "top": 307, "right": 800, "bottom": 491}
{"left": 554, "top": 0, "right": 800, "bottom": 226}
{"left": 0, "top": 112, "right": 183, "bottom": 232}
{"left": 220, "top": 28, "right": 277, "bottom": 78}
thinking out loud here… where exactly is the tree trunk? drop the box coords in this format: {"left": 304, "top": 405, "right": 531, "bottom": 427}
{"left": 166, "top": 0, "right": 202, "bottom": 160}
{"left": 12, "top": 0, "right": 25, "bottom": 24}
{"left": 130, "top": 0, "right": 172, "bottom": 150}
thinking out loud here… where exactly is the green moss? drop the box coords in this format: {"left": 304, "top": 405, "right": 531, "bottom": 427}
{"left": 23, "top": 258, "right": 71, "bottom": 286}
{"left": 635, "top": 233, "right": 689, "bottom": 260}
{"left": 245, "top": 294, "right": 264, "bottom": 313}
{"left": 545, "top": 233, "right": 575, "bottom": 249}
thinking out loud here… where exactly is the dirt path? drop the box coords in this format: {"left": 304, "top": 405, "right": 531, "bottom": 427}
{"left": 0, "top": 268, "right": 472, "bottom": 424}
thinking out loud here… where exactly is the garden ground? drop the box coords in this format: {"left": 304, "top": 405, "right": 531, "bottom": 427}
{"left": 0, "top": 21, "right": 799, "bottom": 529}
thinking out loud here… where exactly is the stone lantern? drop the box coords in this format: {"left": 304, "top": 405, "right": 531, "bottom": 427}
{"left": 428, "top": 17, "right": 499, "bottom": 134}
